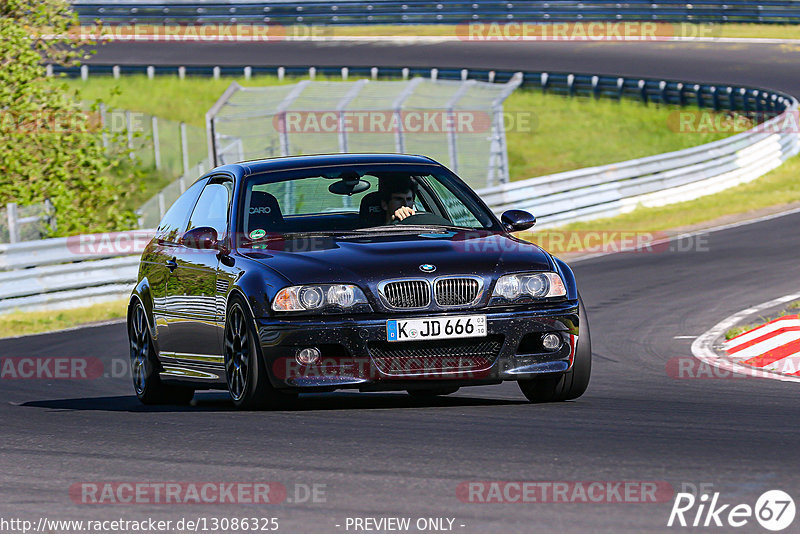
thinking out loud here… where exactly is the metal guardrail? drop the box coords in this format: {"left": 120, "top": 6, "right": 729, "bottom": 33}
{"left": 478, "top": 107, "right": 800, "bottom": 226}
{"left": 3, "top": 64, "right": 797, "bottom": 313}
{"left": 0, "top": 232, "right": 154, "bottom": 313}
{"left": 72, "top": 0, "right": 800, "bottom": 24}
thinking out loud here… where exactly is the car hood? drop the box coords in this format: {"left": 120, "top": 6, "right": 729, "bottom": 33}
{"left": 240, "top": 230, "right": 554, "bottom": 285}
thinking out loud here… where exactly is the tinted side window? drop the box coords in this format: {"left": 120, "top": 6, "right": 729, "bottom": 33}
{"left": 187, "top": 179, "right": 233, "bottom": 237}
{"left": 155, "top": 179, "right": 207, "bottom": 243}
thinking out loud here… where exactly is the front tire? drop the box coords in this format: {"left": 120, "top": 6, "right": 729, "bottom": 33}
{"left": 128, "top": 302, "right": 194, "bottom": 405}
{"left": 518, "top": 297, "right": 592, "bottom": 403}
{"left": 224, "top": 296, "right": 295, "bottom": 410}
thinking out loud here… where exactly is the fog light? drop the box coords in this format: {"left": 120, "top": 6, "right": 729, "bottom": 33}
{"left": 296, "top": 347, "right": 321, "bottom": 365}
{"left": 541, "top": 333, "right": 562, "bottom": 351}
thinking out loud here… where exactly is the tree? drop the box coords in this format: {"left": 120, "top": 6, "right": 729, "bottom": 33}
{"left": 0, "top": 0, "right": 138, "bottom": 236}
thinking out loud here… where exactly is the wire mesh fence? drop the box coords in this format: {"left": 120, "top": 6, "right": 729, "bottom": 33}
{"left": 209, "top": 74, "right": 523, "bottom": 191}
{"left": 0, "top": 202, "right": 55, "bottom": 244}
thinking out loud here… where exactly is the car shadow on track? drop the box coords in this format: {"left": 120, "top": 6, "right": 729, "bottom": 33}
{"left": 18, "top": 391, "right": 530, "bottom": 412}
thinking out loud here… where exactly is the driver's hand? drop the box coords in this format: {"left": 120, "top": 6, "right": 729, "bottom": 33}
{"left": 392, "top": 206, "right": 416, "bottom": 221}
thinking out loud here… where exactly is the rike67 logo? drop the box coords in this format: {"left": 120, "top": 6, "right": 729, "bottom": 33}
{"left": 668, "top": 490, "right": 795, "bottom": 531}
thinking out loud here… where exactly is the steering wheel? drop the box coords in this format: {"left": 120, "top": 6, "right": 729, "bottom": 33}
{"left": 394, "top": 212, "right": 453, "bottom": 226}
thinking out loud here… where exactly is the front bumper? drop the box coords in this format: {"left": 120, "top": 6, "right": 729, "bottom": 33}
{"left": 256, "top": 301, "right": 580, "bottom": 391}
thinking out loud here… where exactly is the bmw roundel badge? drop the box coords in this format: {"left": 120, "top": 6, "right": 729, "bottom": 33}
{"left": 419, "top": 264, "right": 437, "bottom": 273}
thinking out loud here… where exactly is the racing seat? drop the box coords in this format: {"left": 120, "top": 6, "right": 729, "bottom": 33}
{"left": 247, "top": 191, "right": 284, "bottom": 233}
{"left": 359, "top": 191, "right": 385, "bottom": 227}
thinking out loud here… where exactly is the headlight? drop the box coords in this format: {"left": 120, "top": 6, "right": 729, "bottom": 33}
{"left": 272, "top": 284, "right": 369, "bottom": 313}
{"left": 491, "top": 272, "right": 566, "bottom": 302}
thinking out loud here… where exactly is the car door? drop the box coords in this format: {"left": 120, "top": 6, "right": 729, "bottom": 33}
{"left": 147, "top": 178, "right": 207, "bottom": 352}
{"left": 162, "top": 176, "right": 233, "bottom": 363}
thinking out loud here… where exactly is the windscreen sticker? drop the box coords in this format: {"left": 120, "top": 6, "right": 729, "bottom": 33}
{"left": 249, "top": 229, "right": 266, "bottom": 240}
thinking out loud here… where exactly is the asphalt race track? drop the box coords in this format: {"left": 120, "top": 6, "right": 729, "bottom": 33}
{"left": 3, "top": 41, "right": 800, "bottom": 533}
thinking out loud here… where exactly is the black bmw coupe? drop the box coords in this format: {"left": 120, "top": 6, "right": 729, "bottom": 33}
{"left": 128, "top": 154, "right": 590, "bottom": 409}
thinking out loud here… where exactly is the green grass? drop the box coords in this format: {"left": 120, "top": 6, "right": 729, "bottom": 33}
{"left": 66, "top": 75, "right": 729, "bottom": 179}
{"left": 725, "top": 301, "right": 800, "bottom": 340}
{"left": 0, "top": 300, "right": 128, "bottom": 339}
{"left": 503, "top": 92, "right": 728, "bottom": 177}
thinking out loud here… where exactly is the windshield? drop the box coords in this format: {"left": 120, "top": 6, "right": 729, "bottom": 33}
{"left": 238, "top": 164, "right": 499, "bottom": 242}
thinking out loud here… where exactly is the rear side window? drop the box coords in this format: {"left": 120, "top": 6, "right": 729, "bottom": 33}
{"left": 155, "top": 179, "right": 207, "bottom": 243}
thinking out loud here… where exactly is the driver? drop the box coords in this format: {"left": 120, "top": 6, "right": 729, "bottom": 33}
{"left": 380, "top": 176, "right": 418, "bottom": 224}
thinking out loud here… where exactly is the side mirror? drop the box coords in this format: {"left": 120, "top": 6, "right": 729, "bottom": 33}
{"left": 181, "top": 226, "right": 219, "bottom": 250}
{"left": 501, "top": 210, "right": 536, "bottom": 232}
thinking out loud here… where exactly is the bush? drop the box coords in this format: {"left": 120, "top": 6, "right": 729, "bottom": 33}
{"left": 0, "top": 0, "right": 139, "bottom": 235}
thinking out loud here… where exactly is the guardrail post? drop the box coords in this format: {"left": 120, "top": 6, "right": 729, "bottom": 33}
{"left": 341, "top": 67, "right": 349, "bottom": 80}
{"left": 402, "top": 68, "right": 409, "bottom": 80}
{"left": 147, "top": 65, "right": 155, "bottom": 79}
{"left": 244, "top": 66, "right": 252, "bottom": 80}
{"left": 125, "top": 110, "right": 134, "bottom": 160}
{"left": 694, "top": 85, "right": 703, "bottom": 108}
{"left": 430, "top": 68, "right": 438, "bottom": 81}
{"left": 659, "top": 81, "right": 668, "bottom": 105}
{"left": 726, "top": 87, "right": 734, "bottom": 111}
{"left": 461, "top": 69, "right": 468, "bottom": 81}
{"left": 99, "top": 102, "right": 109, "bottom": 152}
{"left": 371, "top": 67, "right": 378, "bottom": 80}
{"left": 151, "top": 116, "right": 162, "bottom": 170}
{"left": 639, "top": 80, "right": 648, "bottom": 105}
{"left": 113, "top": 65, "right": 120, "bottom": 79}
{"left": 710, "top": 86, "right": 719, "bottom": 111}
{"left": 45, "top": 64, "right": 53, "bottom": 77}
{"left": 277, "top": 67, "right": 285, "bottom": 81}
{"left": 309, "top": 67, "right": 316, "bottom": 80}
{"left": 677, "top": 83, "right": 685, "bottom": 106}
{"left": 616, "top": 77, "right": 625, "bottom": 100}
{"left": 488, "top": 70, "right": 496, "bottom": 83}
{"left": 540, "top": 73, "right": 549, "bottom": 94}
{"left": 7, "top": 203, "right": 19, "bottom": 244}
{"left": 180, "top": 122, "right": 190, "bottom": 176}
{"left": 213, "top": 66, "right": 221, "bottom": 79}
{"left": 179, "top": 66, "right": 186, "bottom": 80}
{"left": 591, "top": 76, "right": 600, "bottom": 99}
{"left": 81, "top": 65, "right": 88, "bottom": 81}
{"left": 567, "top": 74, "right": 575, "bottom": 97}
{"left": 44, "top": 198, "right": 56, "bottom": 234}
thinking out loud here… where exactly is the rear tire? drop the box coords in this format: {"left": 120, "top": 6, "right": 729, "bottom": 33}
{"left": 128, "top": 302, "right": 194, "bottom": 406}
{"left": 407, "top": 387, "right": 460, "bottom": 398}
{"left": 518, "top": 297, "right": 592, "bottom": 403}
{"left": 224, "top": 296, "right": 296, "bottom": 410}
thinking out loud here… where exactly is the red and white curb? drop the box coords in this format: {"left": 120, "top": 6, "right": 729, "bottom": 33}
{"left": 691, "top": 292, "right": 800, "bottom": 383}
{"left": 724, "top": 315, "right": 800, "bottom": 376}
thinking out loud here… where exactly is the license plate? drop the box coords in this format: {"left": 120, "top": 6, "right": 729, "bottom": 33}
{"left": 387, "top": 315, "right": 487, "bottom": 342}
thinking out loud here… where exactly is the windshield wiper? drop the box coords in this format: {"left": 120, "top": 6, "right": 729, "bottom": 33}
{"left": 356, "top": 224, "right": 479, "bottom": 232}
{"left": 246, "top": 230, "right": 362, "bottom": 244}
